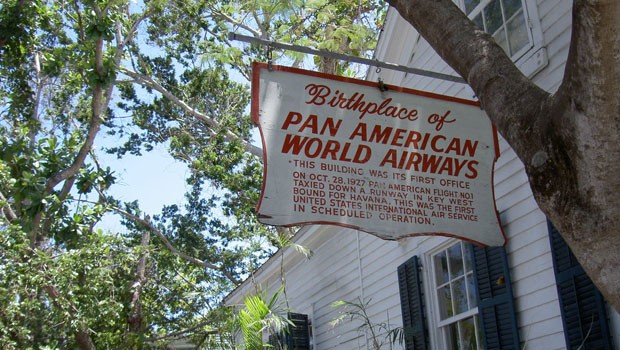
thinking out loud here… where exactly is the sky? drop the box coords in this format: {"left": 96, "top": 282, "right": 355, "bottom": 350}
{"left": 89, "top": 10, "right": 365, "bottom": 234}
{"left": 93, "top": 84, "right": 260, "bottom": 234}
{"left": 95, "top": 138, "right": 190, "bottom": 233}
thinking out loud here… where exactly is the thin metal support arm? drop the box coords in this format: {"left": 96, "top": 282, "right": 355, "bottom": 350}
{"left": 228, "top": 32, "right": 467, "bottom": 84}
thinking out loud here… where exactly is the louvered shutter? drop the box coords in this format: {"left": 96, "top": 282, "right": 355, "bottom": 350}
{"left": 284, "top": 313, "right": 310, "bottom": 350}
{"left": 471, "top": 245, "right": 521, "bottom": 350}
{"left": 270, "top": 313, "right": 310, "bottom": 350}
{"left": 397, "top": 255, "right": 428, "bottom": 350}
{"left": 548, "top": 222, "right": 612, "bottom": 349}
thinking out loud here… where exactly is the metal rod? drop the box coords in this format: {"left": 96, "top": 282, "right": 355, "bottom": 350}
{"left": 228, "top": 32, "right": 467, "bottom": 84}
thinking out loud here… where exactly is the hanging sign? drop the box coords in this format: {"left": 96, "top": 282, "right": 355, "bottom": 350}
{"left": 252, "top": 62, "right": 506, "bottom": 246}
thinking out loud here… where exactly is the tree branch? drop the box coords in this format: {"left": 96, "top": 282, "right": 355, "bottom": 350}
{"left": 251, "top": 8, "right": 267, "bottom": 38}
{"left": 120, "top": 67, "right": 263, "bottom": 158}
{"left": 120, "top": 8, "right": 154, "bottom": 47}
{"left": 386, "top": 0, "right": 551, "bottom": 161}
{"left": 30, "top": 51, "right": 43, "bottom": 144}
{"left": 209, "top": 8, "right": 261, "bottom": 37}
{"left": 127, "top": 229, "right": 150, "bottom": 334}
{"left": 74, "top": 3, "right": 85, "bottom": 41}
{"left": 112, "top": 206, "right": 242, "bottom": 285}
{"left": 388, "top": 0, "right": 620, "bottom": 312}
{"left": 45, "top": 3, "right": 145, "bottom": 197}
{"left": 44, "top": 50, "right": 105, "bottom": 194}
{"left": 145, "top": 319, "right": 217, "bottom": 343}
{"left": 0, "top": 191, "right": 18, "bottom": 221}
{"left": 75, "top": 330, "right": 96, "bottom": 350}
{"left": 552, "top": 0, "right": 620, "bottom": 208}
{"left": 37, "top": 8, "right": 148, "bottom": 243}
{"left": 36, "top": 37, "right": 106, "bottom": 243}
{"left": 42, "top": 283, "right": 95, "bottom": 350}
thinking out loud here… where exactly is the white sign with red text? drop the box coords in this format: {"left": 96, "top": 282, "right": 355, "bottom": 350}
{"left": 252, "top": 63, "right": 506, "bottom": 246}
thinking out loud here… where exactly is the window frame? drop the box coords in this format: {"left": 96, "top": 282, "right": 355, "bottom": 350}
{"left": 454, "top": 0, "right": 547, "bottom": 78}
{"left": 424, "top": 239, "right": 482, "bottom": 350}
{"left": 456, "top": 0, "right": 534, "bottom": 60}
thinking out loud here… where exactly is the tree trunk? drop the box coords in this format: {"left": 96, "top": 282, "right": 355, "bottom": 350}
{"left": 43, "top": 284, "right": 97, "bottom": 349}
{"left": 127, "top": 229, "right": 151, "bottom": 334}
{"left": 76, "top": 330, "right": 96, "bottom": 350}
{"left": 386, "top": 0, "right": 620, "bottom": 311}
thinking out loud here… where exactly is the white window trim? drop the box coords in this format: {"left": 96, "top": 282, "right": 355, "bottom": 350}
{"left": 423, "top": 238, "right": 482, "bottom": 350}
{"left": 454, "top": 0, "right": 548, "bottom": 78}
{"left": 516, "top": 0, "right": 548, "bottom": 78}
{"left": 398, "top": 0, "right": 547, "bottom": 93}
{"left": 424, "top": 239, "right": 453, "bottom": 349}
{"left": 459, "top": 0, "right": 534, "bottom": 60}
{"left": 522, "top": 0, "right": 544, "bottom": 49}
{"left": 421, "top": 239, "right": 453, "bottom": 349}
{"left": 436, "top": 306, "right": 479, "bottom": 328}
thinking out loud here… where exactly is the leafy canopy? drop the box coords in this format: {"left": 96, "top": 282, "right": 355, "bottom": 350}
{"left": 0, "top": 0, "right": 385, "bottom": 348}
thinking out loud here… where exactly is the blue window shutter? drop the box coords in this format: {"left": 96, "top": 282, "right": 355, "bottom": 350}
{"left": 397, "top": 255, "right": 429, "bottom": 350}
{"left": 548, "top": 221, "right": 612, "bottom": 349}
{"left": 269, "top": 313, "right": 310, "bottom": 349}
{"left": 472, "top": 245, "right": 521, "bottom": 350}
{"left": 286, "top": 313, "right": 310, "bottom": 350}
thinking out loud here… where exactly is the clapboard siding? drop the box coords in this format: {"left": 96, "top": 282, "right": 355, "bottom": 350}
{"left": 499, "top": 196, "right": 540, "bottom": 226}
{"left": 373, "top": 9, "right": 417, "bottom": 86}
{"left": 494, "top": 157, "right": 520, "bottom": 186}
{"left": 540, "top": 1, "right": 571, "bottom": 39}
{"left": 509, "top": 236, "right": 553, "bottom": 285}
{"left": 538, "top": 0, "right": 564, "bottom": 19}
{"left": 494, "top": 151, "right": 524, "bottom": 184}
{"left": 495, "top": 172, "right": 531, "bottom": 209}
{"left": 520, "top": 317, "right": 567, "bottom": 350}
{"left": 543, "top": 14, "right": 571, "bottom": 54}
{"left": 535, "top": 0, "right": 571, "bottom": 93}
{"left": 510, "top": 242, "right": 553, "bottom": 282}
{"left": 297, "top": 232, "right": 365, "bottom": 349}
{"left": 503, "top": 210, "right": 560, "bottom": 347}
{"left": 541, "top": 32, "right": 570, "bottom": 80}
{"left": 517, "top": 285, "right": 562, "bottom": 319}
{"left": 516, "top": 287, "right": 566, "bottom": 348}
{"left": 494, "top": 159, "right": 526, "bottom": 189}
{"left": 223, "top": 2, "right": 591, "bottom": 349}
{"left": 406, "top": 37, "right": 456, "bottom": 93}
{"left": 513, "top": 267, "right": 558, "bottom": 297}
{"left": 508, "top": 220, "right": 550, "bottom": 257}
{"left": 294, "top": 239, "right": 359, "bottom": 298}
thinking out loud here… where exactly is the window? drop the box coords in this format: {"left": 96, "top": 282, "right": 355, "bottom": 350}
{"left": 431, "top": 241, "right": 482, "bottom": 349}
{"left": 456, "top": 0, "right": 533, "bottom": 59}
{"left": 398, "top": 243, "right": 520, "bottom": 350}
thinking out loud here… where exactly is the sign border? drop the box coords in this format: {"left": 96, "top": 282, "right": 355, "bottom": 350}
{"left": 251, "top": 62, "right": 506, "bottom": 246}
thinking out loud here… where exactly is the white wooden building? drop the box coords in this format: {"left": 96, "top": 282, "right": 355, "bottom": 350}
{"left": 225, "top": 1, "right": 620, "bottom": 349}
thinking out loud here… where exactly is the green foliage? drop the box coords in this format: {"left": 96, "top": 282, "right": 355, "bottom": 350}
{"left": 143, "top": 0, "right": 385, "bottom": 78}
{"left": 237, "top": 286, "right": 291, "bottom": 350}
{"left": 331, "top": 298, "right": 404, "bottom": 350}
{"left": 0, "top": 0, "right": 384, "bottom": 348}
{"left": 0, "top": 226, "right": 130, "bottom": 348}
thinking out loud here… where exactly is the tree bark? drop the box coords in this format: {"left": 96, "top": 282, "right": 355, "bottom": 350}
{"left": 387, "top": 0, "right": 620, "bottom": 311}
{"left": 76, "top": 330, "right": 96, "bottom": 350}
{"left": 127, "top": 229, "right": 150, "bottom": 334}
{"left": 42, "top": 284, "right": 97, "bottom": 349}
